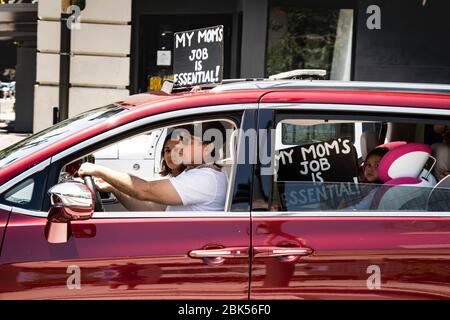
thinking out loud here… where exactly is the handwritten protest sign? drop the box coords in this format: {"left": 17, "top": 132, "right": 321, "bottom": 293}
{"left": 276, "top": 138, "right": 359, "bottom": 182}
{"left": 173, "top": 25, "right": 224, "bottom": 87}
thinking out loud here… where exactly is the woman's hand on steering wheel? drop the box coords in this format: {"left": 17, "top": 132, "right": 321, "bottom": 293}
{"left": 78, "top": 162, "right": 105, "bottom": 212}
{"left": 78, "top": 162, "right": 98, "bottom": 177}
{"left": 82, "top": 175, "right": 105, "bottom": 212}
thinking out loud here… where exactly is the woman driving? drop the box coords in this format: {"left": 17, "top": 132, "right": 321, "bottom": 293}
{"left": 78, "top": 122, "right": 228, "bottom": 212}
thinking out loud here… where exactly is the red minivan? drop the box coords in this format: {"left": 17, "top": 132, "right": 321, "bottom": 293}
{"left": 1, "top": 80, "right": 450, "bottom": 299}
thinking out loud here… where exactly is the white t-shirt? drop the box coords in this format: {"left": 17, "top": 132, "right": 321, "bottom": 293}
{"left": 166, "top": 167, "right": 228, "bottom": 211}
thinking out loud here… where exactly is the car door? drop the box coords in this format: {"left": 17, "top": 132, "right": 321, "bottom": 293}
{"left": 250, "top": 105, "right": 450, "bottom": 300}
{"left": 0, "top": 205, "right": 10, "bottom": 254}
{"left": 0, "top": 106, "right": 256, "bottom": 300}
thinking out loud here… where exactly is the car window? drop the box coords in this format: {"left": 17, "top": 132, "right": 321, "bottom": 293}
{"left": 56, "top": 117, "right": 240, "bottom": 213}
{"left": 268, "top": 116, "right": 450, "bottom": 212}
{"left": 4, "top": 179, "right": 34, "bottom": 205}
{"left": 0, "top": 167, "right": 48, "bottom": 211}
{"left": 281, "top": 122, "right": 355, "bottom": 146}
{"left": 0, "top": 104, "right": 127, "bottom": 169}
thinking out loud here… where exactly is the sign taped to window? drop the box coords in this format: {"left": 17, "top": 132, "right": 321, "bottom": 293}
{"left": 173, "top": 25, "right": 224, "bottom": 87}
{"left": 276, "top": 137, "right": 359, "bottom": 183}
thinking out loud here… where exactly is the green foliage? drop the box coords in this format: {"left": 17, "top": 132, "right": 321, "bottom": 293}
{"left": 267, "top": 7, "right": 339, "bottom": 77}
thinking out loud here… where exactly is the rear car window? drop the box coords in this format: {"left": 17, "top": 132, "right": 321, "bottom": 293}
{"left": 270, "top": 118, "right": 450, "bottom": 212}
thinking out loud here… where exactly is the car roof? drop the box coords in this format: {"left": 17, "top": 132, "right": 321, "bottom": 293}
{"left": 115, "top": 80, "right": 450, "bottom": 114}
{"left": 114, "top": 80, "right": 450, "bottom": 111}
{"left": 210, "top": 80, "right": 450, "bottom": 95}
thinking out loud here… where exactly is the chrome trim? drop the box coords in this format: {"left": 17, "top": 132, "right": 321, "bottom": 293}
{"left": 92, "top": 211, "right": 250, "bottom": 219}
{"left": 253, "top": 247, "right": 313, "bottom": 258}
{"left": 11, "top": 207, "right": 47, "bottom": 218}
{"left": 212, "top": 80, "right": 450, "bottom": 94}
{"left": 252, "top": 211, "right": 450, "bottom": 217}
{"left": 8, "top": 208, "right": 250, "bottom": 219}
{"left": 260, "top": 103, "right": 450, "bottom": 116}
{"left": 189, "top": 247, "right": 249, "bottom": 258}
{"left": 49, "top": 182, "right": 94, "bottom": 207}
{"left": 10, "top": 207, "right": 450, "bottom": 218}
{"left": 0, "top": 158, "right": 51, "bottom": 194}
{"left": 271, "top": 248, "right": 311, "bottom": 255}
{"left": 0, "top": 204, "right": 12, "bottom": 212}
{"left": 52, "top": 104, "right": 257, "bottom": 163}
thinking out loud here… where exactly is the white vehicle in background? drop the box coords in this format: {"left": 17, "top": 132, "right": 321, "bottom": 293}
{"left": 0, "top": 83, "right": 9, "bottom": 99}
{"left": 93, "top": 129, "right": 166, "bottom": 180}
{"left": 8, "top": 82, "right": 15, "bottom": 98}
{"left": 0, "top": 82, "right": 15, "bottom": 99}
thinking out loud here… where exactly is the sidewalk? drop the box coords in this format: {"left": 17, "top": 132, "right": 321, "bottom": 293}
{"left": 0, "top": 98, "right": 30, "bottom": 150}
{"left": 0, "top": 97, "right": 15, "bottom": 122}
{"left": 0, "top": 124, "right": 30, "bottom": 150}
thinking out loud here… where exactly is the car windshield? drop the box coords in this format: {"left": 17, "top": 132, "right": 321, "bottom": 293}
{"left": 0, "top": 104, "right": 127, "bottom": 168}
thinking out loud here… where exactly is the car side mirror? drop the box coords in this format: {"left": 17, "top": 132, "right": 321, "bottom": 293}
{"left": 45, "top": 182, "right": 94, "bottom": 244}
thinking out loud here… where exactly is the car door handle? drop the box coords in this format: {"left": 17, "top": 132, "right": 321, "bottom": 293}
{"left": 189, "top": 247, "right": 249, "bottom": 259}
{"left": 253, "top": 246, "right": 313, "bottom": 261}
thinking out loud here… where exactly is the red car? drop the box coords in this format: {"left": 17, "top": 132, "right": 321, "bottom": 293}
{"left": 1, "top": 80, "right": 450, "bottom": 299}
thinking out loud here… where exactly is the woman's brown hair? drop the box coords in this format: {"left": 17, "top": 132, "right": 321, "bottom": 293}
{"left": 159, "top": 133, "right": 186, "bottom": 177}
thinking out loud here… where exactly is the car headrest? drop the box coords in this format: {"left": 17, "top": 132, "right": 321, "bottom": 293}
{"left": 377, "top": 141, "right": 407, "bottom": 150}
{"left": 431, "top": 143, "right": 450, "bottom": 179}
{"left": 378, "top": 143, "right": 432, "bottom": 183}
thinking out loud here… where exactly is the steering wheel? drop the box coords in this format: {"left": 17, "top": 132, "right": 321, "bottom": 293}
{"left": 83, "top": 175, "right": 104, "bottom": 212}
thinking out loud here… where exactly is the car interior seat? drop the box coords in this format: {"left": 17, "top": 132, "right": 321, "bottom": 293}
{"left": 358, "top": 141, "right": 407, "bottom": 182}
{"left": 371, "top": 143, "right": 435, "bottom": 210}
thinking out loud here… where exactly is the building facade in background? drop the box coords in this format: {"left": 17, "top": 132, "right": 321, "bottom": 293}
{"left": 2, "top": 0, "right": 450, "bottom": 133}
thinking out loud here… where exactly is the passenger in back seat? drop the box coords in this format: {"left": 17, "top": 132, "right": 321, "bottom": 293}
{"left": 361, "top": 147, "right": 390, "bottom": 183}
{"left": 340, "top": 147, "right": 389, "bottom": 210}
{"left": 432, "top": 143, "right": 450, "bottom": 182}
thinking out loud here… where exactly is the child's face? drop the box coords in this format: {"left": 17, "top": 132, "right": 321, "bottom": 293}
{"left": 364, "top": 155, "right": 382, "bottom": 182}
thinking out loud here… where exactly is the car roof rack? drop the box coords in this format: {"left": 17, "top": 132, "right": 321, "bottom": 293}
{"left": 210, "top": 79, "right": 450, "bottom": 95}
{"left": 269, "top": 69, "right": 327, "bottom": 80}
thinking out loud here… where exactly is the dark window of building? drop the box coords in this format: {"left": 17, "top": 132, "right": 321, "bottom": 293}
{"left": 266, "top": 7, "right": 353, "bottom": 80}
